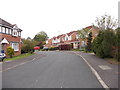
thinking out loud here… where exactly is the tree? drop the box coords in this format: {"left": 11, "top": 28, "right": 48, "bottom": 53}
{"left": 33, "top": 31, "right": 48, "bottom": 42}
{"left": 112, "top": 28, "right": 120, "bottom": 61}
{"left": 92, "top": 31, "right": 105, "bottom": 58}
{"left": 7, "top": 47, "right": 14, "bottom": 58}
{"left": 86, "top": 32, "right": 93, "bottom": 52}
{"left": 95, "top": 14, "right": 117, "bottom": 30}
{"left": 78, "top": 28, "right": 90, "bottom": 48}
{"left": 33, "top": 31, "right": 48, "bottom": 49}
{"left": 92, "top": 30, "right": 116, "bottom": 58}
{"left": 21, "top": 39, "right": 38, "bottom": 53}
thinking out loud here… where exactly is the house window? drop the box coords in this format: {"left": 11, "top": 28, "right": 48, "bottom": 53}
{"left": 10, "top": 42, "right": 19, "bottom": 51}
{"left": 12, "top": 30, "right": 18, "bottom": 36}
{"left": 6, "top": 28, "right": 9, "bottom": 34}
{"left": 2, "top": 27, "right": 5, "bottom": 33}
{"left": 0, "top": 26, "right": 1, "bottom": 32}
{"left": 9, "top": 29, "right": 12, "bottom": 34}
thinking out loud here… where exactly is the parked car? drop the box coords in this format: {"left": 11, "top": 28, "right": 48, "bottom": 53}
{"left": 0, "top": 51, "right": 6, "bottom": 62}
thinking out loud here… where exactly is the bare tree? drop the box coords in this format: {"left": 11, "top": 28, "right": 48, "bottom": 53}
{"left": 95, "top": 14, "right": 117, "bottom": 30}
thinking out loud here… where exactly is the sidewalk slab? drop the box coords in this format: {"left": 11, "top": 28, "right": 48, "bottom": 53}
{"left": 74, "top": 51, "right": 119, "bottom": 89}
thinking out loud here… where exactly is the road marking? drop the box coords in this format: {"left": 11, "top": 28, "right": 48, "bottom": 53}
{"left": 1, "top": 58, "right": 37, "bottom": 72}
{"left": 74, "top": 52, "right": 109, "bottom": 89}
{"left": 99, "top": 65, "right": 112, "bottom": 70}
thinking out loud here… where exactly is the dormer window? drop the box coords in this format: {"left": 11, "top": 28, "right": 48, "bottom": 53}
{"left": 12, "top": 25, "right": 19, "bottom": 37}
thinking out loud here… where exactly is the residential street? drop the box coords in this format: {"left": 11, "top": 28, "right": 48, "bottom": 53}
{"left": 2, "top": 51, "right": 103, "bottom": 88}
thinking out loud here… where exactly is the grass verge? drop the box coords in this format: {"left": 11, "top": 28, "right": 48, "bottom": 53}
{"left": 104, "top": 58, "right": 120, "bottom": 65}
{"left": 4, "top": 53, "right": 35, "bottom": 62}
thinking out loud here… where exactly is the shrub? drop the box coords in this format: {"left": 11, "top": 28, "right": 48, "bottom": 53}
{"left": 21, "top": 39, "right": 37, "bottom": 54}
{"left": 59, "top": 44, "right": 72, "bottom": 50}
{"left": 86, "top": 32, "right": 92, "bottom": 52}
{"left": 48, "top": 47, "right": 59, "bottom": 51}
{"left": 41, "top": 49, "right": 46, "bottom": 51}
{"left": 92, "top": 30, "right": 116, "bottom": 58}
{"left": 7, "top": 47, "right": 14, "bottom": 58}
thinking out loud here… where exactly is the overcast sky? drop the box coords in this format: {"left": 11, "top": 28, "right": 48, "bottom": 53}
{"left": 0, "top": 0, "right": 119, "bottom": 39}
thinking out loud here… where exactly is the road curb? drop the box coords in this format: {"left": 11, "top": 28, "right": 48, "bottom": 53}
{"left": 74, "top": 52, "right": 109, "bottom": 89}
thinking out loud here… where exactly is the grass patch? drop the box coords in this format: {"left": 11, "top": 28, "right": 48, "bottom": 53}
{"left": 104, "top": 58, "right": 120, "bottom": 65}
{"left": 4, "top": 53, "right": 35, "bottom": 61}
{"left": 71, "top": 49, "right": 80, "bottom": 51}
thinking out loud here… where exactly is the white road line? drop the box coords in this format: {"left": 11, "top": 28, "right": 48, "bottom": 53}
{"left": 74, "top": 52, "right": 109, "bottom": 89}
{"left": 99, "top": 65, "right": 112, "bottom": 70}
{"left": 2, "top": 58, "right": 37, "bottom": 72}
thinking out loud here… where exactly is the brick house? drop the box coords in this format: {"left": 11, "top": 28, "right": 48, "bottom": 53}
{"left": 44, "top": 25, "right": 99, "bottom": 50}
{"left": 79, "top": 25, "right": 99, "bottom": 48}
{"left": 0, "top": 18, "right": 22, "bottom": 57}
{"left": 44, "top": 31, "right": 80, "bottom": 49}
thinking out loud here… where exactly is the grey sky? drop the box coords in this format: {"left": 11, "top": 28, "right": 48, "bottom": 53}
{"left": 0, "top": 0, "right": 119, "bottom": 39}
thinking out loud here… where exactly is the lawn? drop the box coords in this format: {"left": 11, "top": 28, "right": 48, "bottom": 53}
{"left": 4, "top": 53, "right": 35, "bottom": 61}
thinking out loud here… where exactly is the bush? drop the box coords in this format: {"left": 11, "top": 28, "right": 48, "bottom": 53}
{"left": 41, "top": 49, "right": 46, "bottom": 51}
{"left": 86, "top": 32, "right": 92, "bottom": 52}
{"left": 48, "top": 47, "right": 59, "bottom": 51}
{"left": 111, "top": 28, "right": 120, "bottom": 61}
{"left": 7, "top": 47, "right": 14, "bottom": 58}
{"left": 92, "top": 30, "right": 116, "bottom": 58}
{"left": 59, "top": 44, "right": 72, "bottom": 50}
{"left": 21, "top": 39, "right": 37, "bottom": 54}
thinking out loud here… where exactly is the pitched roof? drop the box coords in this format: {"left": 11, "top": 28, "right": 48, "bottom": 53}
{"left": 67, "top": 31, "right": 78, "bottom": 36}
{"left": 56, "top": 34, "right": 64, "bottom": 39}
{"left": 0, "top": 18, "right": 22, "bottom": 31}
{"left": 0, "top": 18, "right": 13, "bottom": 28}
{"left": 84, "top": 26, "right": 93, "bottom": 29}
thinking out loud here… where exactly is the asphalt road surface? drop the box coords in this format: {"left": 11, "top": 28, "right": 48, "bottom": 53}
{"left": 2, "top": 51, "right": 103, "bottom": 88}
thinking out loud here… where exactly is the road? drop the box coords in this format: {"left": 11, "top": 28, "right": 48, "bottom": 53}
{"left": 2, "top": 51, "right": 103, "bottom": 88}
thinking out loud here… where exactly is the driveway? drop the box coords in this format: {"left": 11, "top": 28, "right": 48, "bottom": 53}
{"left": 2, "top": 51, "right": 103, "bottom": 88}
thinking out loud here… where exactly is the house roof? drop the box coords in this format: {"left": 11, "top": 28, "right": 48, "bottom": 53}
{"left": 0, "top": 18, "right": 22, "bottom": 31}
{"left": 67, "top": 31, "right": 78, "bottom": 36}
{"left": 56, "top": 34, "right": 64, "bottom": 39}
{"left": 84, "top": 26, "right": 93, "bottom": 29}
{"left": 0, "top": 18, "right": 13, "bottom": 28}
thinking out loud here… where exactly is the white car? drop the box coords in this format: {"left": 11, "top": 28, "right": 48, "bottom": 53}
{"left": 0, "top": 53, "right": 6, "bottom": 62}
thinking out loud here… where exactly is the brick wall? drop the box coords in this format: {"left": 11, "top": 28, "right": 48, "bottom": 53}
{"left": 0, "top": 33, "right": 22, "bottom": 57}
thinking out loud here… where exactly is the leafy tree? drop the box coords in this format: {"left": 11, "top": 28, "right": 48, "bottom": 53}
{"left": 33, "top": 31, "right": 48, "bottom": 49}
{"left": 33, "top": 31, "right": 48, "bottom": 42}
{"left": 21, "top": 39, "right": 38, "bottom": 53}
{"left": 92, "top": 31, "right": 104, "bottom": 58}
{"left": 92, "top": 30, "right": 116, "bottom": 58}
{"left": 113, "top": 28, "right": 120, "bottom": 61}
{"left": 102, "top": 30, "right": 116, "bottom": 57}
{"left": 7, "top": 47, "right": 14, "bottom": 58}
{"left": 78, "top": 28, "right": 90, "bottom": 48}
{"left": 92, "top": 14, "right": 118, "bottom": 59}
{"left": 86, "top": 32, "right": 92, "bottom": 52}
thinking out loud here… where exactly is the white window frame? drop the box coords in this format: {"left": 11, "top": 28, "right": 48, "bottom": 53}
{"left": 10, "top": 42, "right": 19, "bottom": 51}
{"left": 12, "top": 30, "right": 18, "bottom": 36}
{"left": 0, "top": 26, "right": 2, "bottom": 32}
{"left": 6, "top": 28, "right": 9, "bottom": 34}
{"left": 2, "top": 27, "right": 5, "bottom": 33}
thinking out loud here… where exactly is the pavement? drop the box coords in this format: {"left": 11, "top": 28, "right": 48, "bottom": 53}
{"left": 73, "top": 51, "right": 119, "bottom": 89}
{"left": 2, "top": 51, "right": 104, "bottom": 88}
